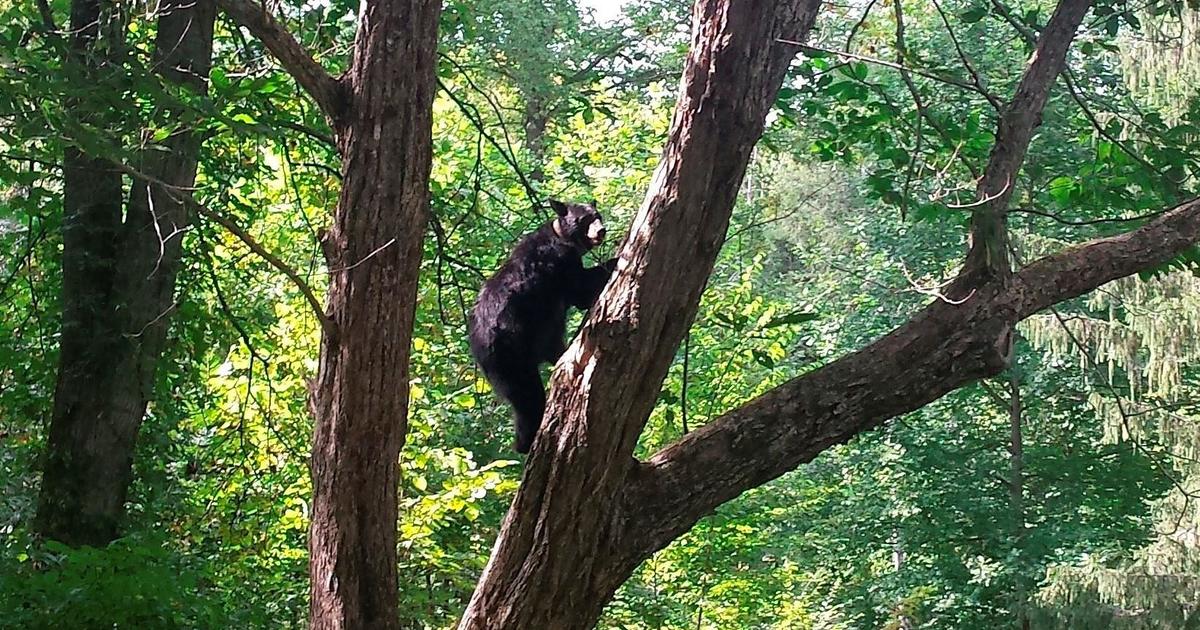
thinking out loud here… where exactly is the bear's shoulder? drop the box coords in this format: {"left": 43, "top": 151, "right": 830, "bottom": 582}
{"left": 510, "top": 223, "right": 579, "bottom": 266}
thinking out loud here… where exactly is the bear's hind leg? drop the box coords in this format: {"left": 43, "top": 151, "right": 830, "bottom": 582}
{"left": 487, "top": 361, "right": 546, "bottom": 454}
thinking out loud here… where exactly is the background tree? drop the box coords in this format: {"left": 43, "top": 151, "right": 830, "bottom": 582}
{"left": 35, "top": 0, "right": 217, "bottom": 546}
{"left": 216, "top": 0, "right": 441, "bottom": 626}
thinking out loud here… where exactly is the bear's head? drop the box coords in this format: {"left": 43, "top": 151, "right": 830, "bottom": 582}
{"left": 549, "top": 199, "right": 606, "bottom": 251}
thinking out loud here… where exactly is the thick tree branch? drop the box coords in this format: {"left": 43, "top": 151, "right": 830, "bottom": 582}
{"left": 217, "top": 0, "right": 346, "bottom": 121}
{"left": 632, "top": 196, "right": 1200, "bottom": 557}
{"left": 1012, "top": 197, "right": 1200, "bottom": 317}
{"left": 960, "top": 0, "right": 1093, "bottom": 283}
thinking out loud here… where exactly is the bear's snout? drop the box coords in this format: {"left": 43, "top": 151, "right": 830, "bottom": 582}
{"left": 587, "top": 220, "right": 606, "bottom": 245}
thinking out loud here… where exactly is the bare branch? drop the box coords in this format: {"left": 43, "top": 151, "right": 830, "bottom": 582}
{"left": 217, "top": 0, "right": 346, "bottom": 122}
{"left": 1012, "top": 205, "right": 1167, "bottom": 226}
{"left": 436, "top": 73, "right": 543, "bottom": 209}
{"left": 928, "top": 0, "right": 1003, "bottom": 111}
{"left": 276, "top": 119, "right": 337, "bottom": 147}
{"left": 114, "top": 162, "right": 335, "bottom": 336}
{"left": 844, "top": 0, "right": 878, "bottom": 52}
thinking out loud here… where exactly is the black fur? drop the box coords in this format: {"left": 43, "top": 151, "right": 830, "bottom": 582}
{"left": 468, "top": 200, "right": 616, "bottom": 453}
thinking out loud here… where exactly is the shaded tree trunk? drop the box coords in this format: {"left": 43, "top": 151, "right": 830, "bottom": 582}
{"left": 306, "top": 2, "right": 441, "bottom": 628}
{"left": 37, "top": 0, "right": 217, "bottom": 546}
{"left": 523, "top": 94, "right": 548, "bottom": 182}
{"left": 215, "top": 0, "right": 441, "bottom": 624}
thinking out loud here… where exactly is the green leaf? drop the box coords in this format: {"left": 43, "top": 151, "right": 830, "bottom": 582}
{"left": 1047, "top": 176, "right": 1075, "bottom": 203}
{"left": 763, "top": 309, "right": 818, "bottom": 328}
{"left": 961, "top": 6, "right": 988, "bottom": 23}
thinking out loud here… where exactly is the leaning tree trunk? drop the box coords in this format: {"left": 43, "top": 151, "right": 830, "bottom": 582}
{"left": 306, "top": 1, "right": 441, "bottom": 627}
{"left": 459, "top": 1, "right": 823, "bottom": 626}
{"left": 37, "top": 0, "right": 217, "bottom": 546}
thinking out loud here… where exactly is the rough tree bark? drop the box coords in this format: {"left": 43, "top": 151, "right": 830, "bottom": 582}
{"left": 460, "top": 0, "right": 1200, "bottom": 627}
{"left": 460, "top": 0, "right": 823, "bottom": 626}
{"left": 36, "top": 0, "right": 217, "bottom": 546}
{"left": 218, "top": 1, "right": 441, "bottom": 627}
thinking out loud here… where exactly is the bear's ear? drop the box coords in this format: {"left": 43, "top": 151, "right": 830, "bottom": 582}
{"left": 549, "top": 199, "right": 568, "bottom": 217}
{"left": 587, "top": 198, "right": 597, "bottom": 209}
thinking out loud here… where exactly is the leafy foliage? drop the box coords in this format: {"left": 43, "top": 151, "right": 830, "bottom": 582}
{"left": 1, "top": 0, "right": 1199, "bottom": 627}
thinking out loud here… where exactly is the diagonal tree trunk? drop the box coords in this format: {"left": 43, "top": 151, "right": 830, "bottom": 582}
{"left": 460, "top": 0, "right": 1200, "bottom": 626}
{"left": 37, "top": 0, "right": 217, "bottom": 546}
{"left": 459, "top": 0, "right": 823, "bottom": 626}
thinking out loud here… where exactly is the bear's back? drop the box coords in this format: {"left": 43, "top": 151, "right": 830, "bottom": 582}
{"left": 470, "top": 224, "right": 578, "bottom": 348}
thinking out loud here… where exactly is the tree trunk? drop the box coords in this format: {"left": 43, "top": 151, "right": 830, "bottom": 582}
{"left": 1009, "top": 368, "right": 1029, "bottom": 630}
{"left": 36, "top": 0, "right": 217, "bottom": 546}
{"left": 306, "top": 1, "right": 441, "bottom": 628}
{"left": 459, "top": 1, "right": 822, "bottom": 627}
{"left": 523, "top": 95, "right": 548, "bottom": 182}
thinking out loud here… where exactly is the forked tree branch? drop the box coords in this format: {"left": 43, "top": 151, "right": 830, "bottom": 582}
{"left": 217, "top": 0, "right": 346, "bottom": 122}
{"left": 959, "top": 0, "right": 1093, "bottom": 283}
{"left": 631, "top": 196, "right": 1200, "bottom": 558}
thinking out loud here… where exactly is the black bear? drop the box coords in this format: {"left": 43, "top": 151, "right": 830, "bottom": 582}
{"left": 468, "top": 199, "right": 617, "bottom": 453}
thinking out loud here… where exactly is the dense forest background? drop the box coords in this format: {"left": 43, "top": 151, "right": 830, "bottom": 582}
{"left": 1, "top": 0, "right": 1199, "bottom": 627}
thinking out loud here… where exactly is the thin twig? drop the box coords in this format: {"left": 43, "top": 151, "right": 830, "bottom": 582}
{"left": 929, "top": 0, "right": 1003, "bottom": 110}
{"left": 115, "top": 162, "right": 334, "bottom": 336}
{"left": 1012, "top": 206, "right": 1167, "bottom": 226}
{"left": 783, "top": 40, "right": 992, "bottom": 97}
{"left": 844, "top": 0, "right": 878, "bottom": 52}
